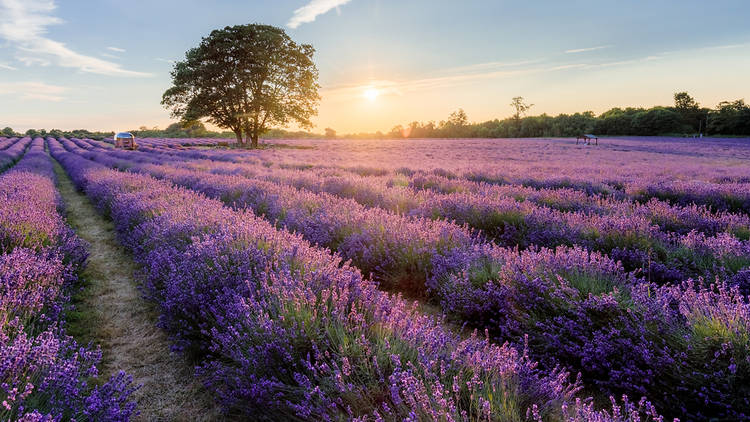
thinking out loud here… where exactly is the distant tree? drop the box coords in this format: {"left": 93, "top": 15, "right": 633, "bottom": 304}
{"left": 672, "top": 91, "right": 704, "bottom": 132}
{"left": 163, "top": 120, "right": 209, "bottom": 137}
{"left": 673, "top": 92, "right": 698, "bottom": 110}
{"left": 708, "top": 99, "right": 750, "bottom": 135}
{"left": 324, "top": 127, "right": 336, "bottom": 138}
{"left": 438, "top": 109, "right": 471, "bottom": 137}
{"left": 389, "top": 125, "right": 405, "bottom": 138}
{"left": 1, "top": 127, "right": 16, "bottom": 137}
{"left": 447, "top": 109, "right": 469, "bottom": 127}
{"left": 510, "top": 97, "right": 533, "bottom": 123}
{"left": 49, "top": 129, "right": 64, "bottom": 138}
{"left": 407, "top": 121, "right": 422, "bottom": 138}
{"left": 164, "top": 122, "right": 184, "bottom": 134}
{"left": 162, "top": 24, "right": 321, "bottom": 148}
{"left": 184, "top": 120, "right": 209, "bottom": 137}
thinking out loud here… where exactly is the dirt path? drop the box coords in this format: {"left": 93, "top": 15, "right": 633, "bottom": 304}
{"left": 53, "top": 162, "right": 224, "bottom": 421}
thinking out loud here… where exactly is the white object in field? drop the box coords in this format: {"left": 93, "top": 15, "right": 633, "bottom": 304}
{"left": 114, "top": 132, "right": 137, "bottom": 149}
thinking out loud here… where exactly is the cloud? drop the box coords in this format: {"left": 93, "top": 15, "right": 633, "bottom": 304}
{"left": 698, "top": 42, "right": 750, "bottom": 51}
{"left": 0, "top": 0, "right": 151, "bottom": 77}
{"left": 0, "top": 81, "right": 67, "bottom": 101}
{"left": 322, "top": 54, "right": 664, "bottom": 102}
{"left": 107, "top": 46, "right": 125, "bottom": 53}
{"left": 322, "top": 40, "right": 742, "bottom": 104}
{"left": 324, "top": 67, "right": 541, "bottom": 102}
{"left": 565, "top": 45, "right": 611, "bottom": 54}
{"left": 438, "top": 59, "right": 544, "bottom": 75}
{"left": 0, "top": 63, "right": 18, "bottom": 70}
{"left": 287, "top": 0, "right": 352, "bottom": 29}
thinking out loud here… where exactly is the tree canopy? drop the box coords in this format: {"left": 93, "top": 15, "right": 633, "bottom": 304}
{"left": 162, "top": 24, "right": 320, "bottom": 148}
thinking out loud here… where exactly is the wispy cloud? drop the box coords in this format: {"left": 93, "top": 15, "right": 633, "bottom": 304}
{"left": 107, "top": 46, "right": 125, "bottom": 53}
{"left": 0, "top": 81, "right": 67, "bottom": 101}
{"left": 437, "top": 59, "right": 544, "bottom": 75}
{"left": 322, "top": 51, "right": 671, "bottom": 102}
{"left": 565, "top": 45, "right": 611, "bottom": 54}
{"left": 155, "top": 57, "right": 176, "bottom": 64}
{"left": 0, "top": 63, "right": 18, "bottom": 70}
{"left": 0, "top": 0, "right": 150, "bottom": 77}
{"left": 579, "top": 54, "right": 664, "bottom": 69}
{"left": 287, "top": 0, "right": 352, "bottom": 29}
{"left": 324, "top": 67, "right": 545, "bottom": 102}
{"left": 697, "top": 42, "right": 750, "bottom": 51}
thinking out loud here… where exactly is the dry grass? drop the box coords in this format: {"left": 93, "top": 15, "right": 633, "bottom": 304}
{"left": 53, "top": 162, "right": 226, "bottom": 421}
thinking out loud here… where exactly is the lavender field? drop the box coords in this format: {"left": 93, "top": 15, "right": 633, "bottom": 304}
{"left": 3, "top": 135, "right": 750, "bottom": 421}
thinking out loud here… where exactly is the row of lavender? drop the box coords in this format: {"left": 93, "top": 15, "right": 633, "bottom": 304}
{"left": 134, "top": 141, "right": 750, "bottom": 235}
{"left": 45, "top": 137, "right": 669, "bottom": 421}
{"left": 62, "top": 137, "right": 750, "bottom": 420}
{"left": 0, "top": 137, "right": 32, "bottom": 172}
{"left": 168, "top": 154, "right": 750, "bottom": 285}
{"left": 0, "top": 137, "right": 19, "bottom": 149}
{"left": 102, "top": 137, "right": 235, "bottom": 148}
{"left": 68, "top": 140, "right": 750, "bottom": 295}
{"left": 126, "top": 138, "right": 750, "bottom": 215}
{"left": 109, "top": 138, "right": 750, "bottom": 246}
{"left": 1, "top": 138, "right": 136, "bottom": 420}
{"left": 74, "top": 137, "right": 750, "bottom": 288}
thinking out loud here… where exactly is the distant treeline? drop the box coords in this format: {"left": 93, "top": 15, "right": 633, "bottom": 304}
{"left": 0, "top": 122, "right": 322, "bottom": 140}
{"left": 359, "top": 93, "right": 750, "bottom": 139}
{"left": 4, "top": 92, "right": 748, "bottom": 141}
{"left": 127, "top": 122, "right": 325, "bottom": 140}
{"left": 1, "top": 127, "right": 115, "bottom": 140}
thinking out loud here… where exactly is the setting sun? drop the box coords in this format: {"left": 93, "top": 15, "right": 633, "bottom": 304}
{"left": 363, "top": 87, "right": 380, "bottom": 102}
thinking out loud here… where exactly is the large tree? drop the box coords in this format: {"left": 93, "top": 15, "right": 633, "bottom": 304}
{"left": 162, "top": 24, "right": 320, "bottom": 148}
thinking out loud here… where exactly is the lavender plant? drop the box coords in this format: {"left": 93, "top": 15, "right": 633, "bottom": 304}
{"left": 1, "top": 139, "right": 136, "bottom": 420}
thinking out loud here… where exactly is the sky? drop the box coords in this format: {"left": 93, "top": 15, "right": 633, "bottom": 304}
{"left": 0, "top": 0, "right": 749, "bottom": 134}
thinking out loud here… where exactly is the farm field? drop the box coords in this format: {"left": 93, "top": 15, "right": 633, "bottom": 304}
{"left": 2, "top": 134, "right": 750, "bottom": 421}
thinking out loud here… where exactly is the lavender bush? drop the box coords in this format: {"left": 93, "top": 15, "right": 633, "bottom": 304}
{"left": 55, "top": 136, "right": 750, "bottom": 419}
{"left": 49, "top": 139, "right": 608, "bottom": 420}
{"left": 1, "top": 139, "right": 136, "bottom": 420}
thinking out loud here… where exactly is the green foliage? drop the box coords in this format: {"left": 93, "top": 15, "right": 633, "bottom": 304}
{"left": 346, "top": 92, "right": 749, "bottom": 139}
{"left": 466, "top": 257, "right": 504, "bottom": 288}
{"left": 674, "top": 92, "right": 698, "bottom": 110}
{"left": 162, "top": 23, "right": 321, "bottom": 148}
{"left": 130, "top": 121, "right": 214, "bottom": 138}
{"left": 13, "top": 128, "right": 113, "bottom": 140}
{"left": 560, "top": 269, "right": 625, "bottom": 299}
{"left": 631, "top": 107, "right": 688, "bottom": 135}
{"left": 708, "top": 99, "right": 750, "bottom": 135}
{"left": 18, "top": 91, "right": 749, "bottom": 141}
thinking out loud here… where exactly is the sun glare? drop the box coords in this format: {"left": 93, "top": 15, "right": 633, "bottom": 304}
{"left": 363, "top": 87, "right": 380, "bottom": 102}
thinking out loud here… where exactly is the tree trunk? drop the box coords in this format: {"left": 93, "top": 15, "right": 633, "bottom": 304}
{"left": 242, "top": 121, "right": 258, "bottom": 149}
{"left": 234, "top": 129, "right": 243, "bottom": 146}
